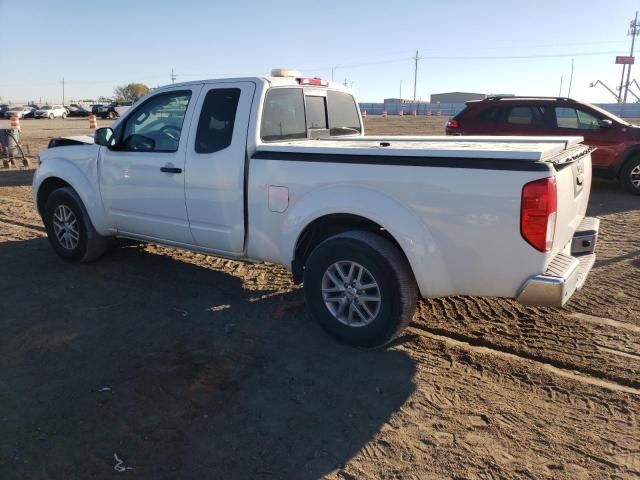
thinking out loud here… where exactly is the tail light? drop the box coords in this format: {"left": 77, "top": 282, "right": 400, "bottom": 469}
{"left": 297, "top": 77, "right": 329, "bottom": 87}
{"left": 521, "top": 177, "right": 557, "bottom": 252}
{"left": 446, "top": 119, "right": 459, "bottom": 129}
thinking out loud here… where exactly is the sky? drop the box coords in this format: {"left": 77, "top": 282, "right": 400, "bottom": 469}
{"left": 2, "top": 0, "right": 640, "bottom": 104}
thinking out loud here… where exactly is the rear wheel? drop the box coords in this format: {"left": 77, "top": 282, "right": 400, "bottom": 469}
{"left": 61, "top": 113, "right": 67, "bottom": 120}
{"left": 303, "top": 231, "right": 418, "bottom": 348}
{"left": 43, "top": 187, "right": 108, "bottom": 263}
{"left": 48, "top": 114, "right": 53, "bottom": 119}
{"left": 620, "top": 157, "right": 640, "bottom": 195}
{"left": 107, "top": 111, "right": 117, "bottom": 120}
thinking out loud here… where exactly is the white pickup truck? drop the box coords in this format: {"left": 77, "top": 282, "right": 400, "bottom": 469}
{"left": 33, "top": 69, "right": 599, "bottom": 347}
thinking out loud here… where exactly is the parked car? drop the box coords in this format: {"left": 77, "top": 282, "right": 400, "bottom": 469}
{"left": 67, "top": 103, "right": 91, "bottom": 117}
{"left": 0, "top": 104, "right": 10, "bottom": 117}
{"left": 4, "top": 105, "right": 34, "bottom": 119}
{"left": 25, "top": 105, "right": 39, "bottom": 118}
{"left": 98, "top": 101, "right": 132, "bottom": 119}
{"left": 34, "top": 105, "right": 67, "bottom": 119}
{"left": 446, "top": 96, "right": 640, "bottom": 194}
{"left": 33, "top": 70, "right": 598, "bottom": 347}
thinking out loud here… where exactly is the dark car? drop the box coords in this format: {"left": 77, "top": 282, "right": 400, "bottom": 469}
{"left": 0, "top": 104, "right": 9, "bottom": 117}
{"left": 446, "top": 96, "right": 640, "bottom": 194}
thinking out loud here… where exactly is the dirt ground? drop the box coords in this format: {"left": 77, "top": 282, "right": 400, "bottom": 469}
{"left": 0, "top": 117, "right": 639, "bottom": 479}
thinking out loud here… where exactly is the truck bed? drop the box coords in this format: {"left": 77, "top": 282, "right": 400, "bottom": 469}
{"left": 257, "top": 136, "right": 584, "bottom": 162}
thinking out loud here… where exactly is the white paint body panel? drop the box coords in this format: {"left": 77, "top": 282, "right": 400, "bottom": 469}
{"left": 33, "top": 75, "right": 592, "bottom": 301}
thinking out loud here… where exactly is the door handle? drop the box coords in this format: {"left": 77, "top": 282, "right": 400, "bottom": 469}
{"left": 160, "top": 166, "right": 182, "bottom": 174}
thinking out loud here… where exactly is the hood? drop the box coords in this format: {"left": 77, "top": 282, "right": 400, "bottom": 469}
{"left": 47, "top": 135, "right": 95, "bottom": 148}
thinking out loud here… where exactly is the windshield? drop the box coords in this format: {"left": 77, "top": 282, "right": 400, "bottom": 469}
{"left": 41, "top": 106, "right": 53, "bottom": 110}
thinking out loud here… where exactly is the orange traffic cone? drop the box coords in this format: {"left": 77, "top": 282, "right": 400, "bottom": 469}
{"left": 382, "top": 110, "right": 388, "bottom": 118}
{"left": 88, "top": 114, "right": 98, "bottom": 129}
{"left": 10, "top": 116, "right": 20, "bottom": 130}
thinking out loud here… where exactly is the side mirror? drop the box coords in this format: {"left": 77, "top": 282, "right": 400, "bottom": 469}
{"left": 95, "top": 127, "right": 116, "bottom": 148}
{"left": 598, "top": 119, "right": 614, "bottom": 129}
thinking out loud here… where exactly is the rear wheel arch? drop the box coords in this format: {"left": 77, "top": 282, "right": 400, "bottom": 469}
{"left": 616, "top": 146, "right": 640, "bottom": 176}
{"left": 291, "top": 213, "right": 414, "bottom": 284}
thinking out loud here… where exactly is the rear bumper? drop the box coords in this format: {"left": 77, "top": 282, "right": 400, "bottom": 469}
{"left": 517, "top": 217, "right": 599, "bottom": 307}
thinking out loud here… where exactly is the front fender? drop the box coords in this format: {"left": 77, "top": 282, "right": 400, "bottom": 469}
{"left": 33, "top": 145, "right": 111, "bottom": 235}
{"left": 281, "top": 184, "right": 452, "bottom": 298}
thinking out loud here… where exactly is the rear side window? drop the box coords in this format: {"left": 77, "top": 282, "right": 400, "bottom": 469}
{"left": 261, "top": 88, "right": 307, "bottom": 141}
{"left": 195, "top": 88, "right": 240, "bottom": 153}
{"left": 327, "top": 90, "right": 362, "bottom": 136}
{"left": 479, "top": 106, "right": 500, "bottom": 121}
{"left": 506, "top": 106, "right": 545, "bottom": 126}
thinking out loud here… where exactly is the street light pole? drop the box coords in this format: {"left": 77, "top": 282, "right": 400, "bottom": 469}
{"left": 623, "top": 11, "right": 639, "bottom": 104}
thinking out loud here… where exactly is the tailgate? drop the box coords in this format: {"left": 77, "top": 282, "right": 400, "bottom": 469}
{"left": 550, "top": 145, "right": 594, "bottom": 257}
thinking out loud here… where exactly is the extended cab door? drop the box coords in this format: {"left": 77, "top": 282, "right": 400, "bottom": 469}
{"left": 99, "top": 86, "right": 202, "bottom": 244}
{"left": 184, "top": 81, "right": 256, "bottom": 254}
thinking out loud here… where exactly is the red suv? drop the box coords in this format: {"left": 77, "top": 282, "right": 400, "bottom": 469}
{"left": 446, "top": 96, "right": 640, "bottom": 194}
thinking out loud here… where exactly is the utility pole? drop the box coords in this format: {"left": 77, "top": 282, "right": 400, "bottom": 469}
{"left": 331, "top": 67, "right": 336, "bottom": 82}
{"left": 567, "top": 59, "right": 574, "bottom": 98}
{"left": 558, "top": 75, "right": 563, "bottom": 96}
{"left": 169, "top": 68, "right": 177, "bottom": 84}
{"left": 618, "top": 64, "right": 627, "bottom": 103}
{"left": 61, "top": 77, "right": 65, "bottom": 106}
{"left": 623, "top": 11, "right": 639, "bottom": 104}
{"left": 413, "top": 49, "right": 419, "bottom": 102}
{"left": 399, "top": 80, "right": 402, "bottom": 99}
{"left": 343, "top": 78, "right": 348, "bottom": 87}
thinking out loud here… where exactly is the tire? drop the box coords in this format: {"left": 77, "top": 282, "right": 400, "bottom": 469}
{"left": 43, "top": 187, "right": 108, "bottom": 263}
{"left": 620, "top": 157, "right": 640, "bottom": 195}
{"left": 107, "top": 111, "right": 116, "bottom": 120}
{"left": 61, "top": 113, "right": 67, "bottom": 120}
{"left": 303, "top": 230, "right": 418, "bottom": 348}
{"left": 49, "top": 114, "right": 53, "bottom": 120}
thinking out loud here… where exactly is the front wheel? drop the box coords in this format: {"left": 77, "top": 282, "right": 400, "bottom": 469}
{"left": 620, "top": 157, "right": 640, "bottom": 195}
{"left": 48, "top": 114, "right": 53, "bottom": 119}
{"left": 107, "top": 111, "right": 117, "bottom": 120}
{"left": 43, "top": 187, "right": 108, "bottom": 263}
{"left": 303, "top": 231, "right": 418, "bottom": 348}
{"left": 61, "top": 113, "right": 67, "bottom": 120}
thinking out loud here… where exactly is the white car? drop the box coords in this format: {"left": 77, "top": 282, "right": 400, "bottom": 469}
{"left": 34, "top": 105, "right": 67, "bottom": 119}
{"left": 4, "top": 105, "right": 34, "bottom": 119}
{"left": 33, "top": 69, "right": 599, "bottom": 347}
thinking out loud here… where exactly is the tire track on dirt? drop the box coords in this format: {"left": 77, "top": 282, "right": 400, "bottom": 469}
{"left": 408, "top": 325, "right": 640, "bottom": 395}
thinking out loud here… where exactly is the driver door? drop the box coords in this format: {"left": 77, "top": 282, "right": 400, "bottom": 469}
{"left": 100, "top": 86, "right": 202, "bottom": 244}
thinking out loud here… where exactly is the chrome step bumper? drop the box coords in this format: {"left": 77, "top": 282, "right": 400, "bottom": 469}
{"left": 517, "top": 217, "right": 599, "bottom": 307}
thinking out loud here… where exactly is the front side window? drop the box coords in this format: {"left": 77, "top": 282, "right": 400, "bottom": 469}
{"left": 261, "top": 88, "right": 306, "bottom": 141}
{"left": 555, "top": 107, "right": 579, "bottom": 128}
{"left": 121, "top": 91, "right": 191, "bottom": 152}
{"left": 555, "top": 107, "right": 600, "bottom": 130}
{"left": 195, "top": 88, "right": 240, "bottom": 153}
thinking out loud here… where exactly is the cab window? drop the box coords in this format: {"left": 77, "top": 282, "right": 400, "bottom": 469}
{"left": 195, "top": 88, "right": 240, "bottom": 153}
{"left": 261, "top": 88, "right": 306, "bottom": 141}
{"left": 121, "top": 91, "right": 191, "bottom": 152}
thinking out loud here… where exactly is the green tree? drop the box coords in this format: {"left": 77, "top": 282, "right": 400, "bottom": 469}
{"left": 113, "top": 83, "right": 150, "bottom": 102}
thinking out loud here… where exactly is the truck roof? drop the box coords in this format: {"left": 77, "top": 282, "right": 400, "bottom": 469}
{"left": 154, "top": 75, "right": 351, "bottom": 92}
